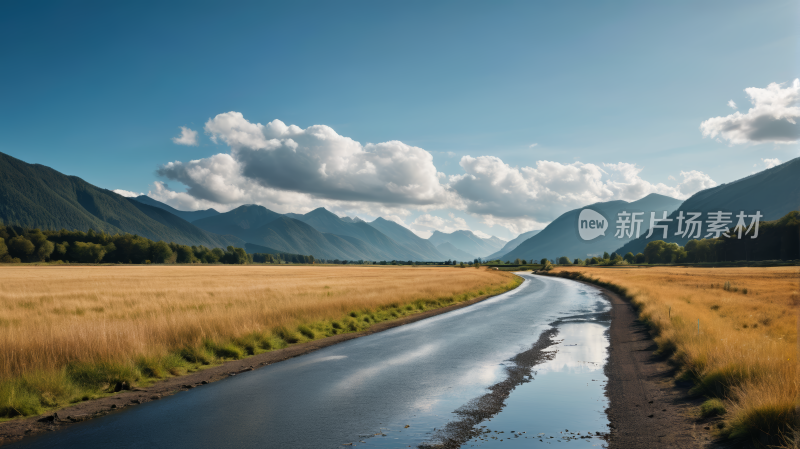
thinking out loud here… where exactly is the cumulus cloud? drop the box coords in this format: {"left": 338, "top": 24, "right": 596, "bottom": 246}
{"left": 761, "top": 157, "right": 781, "bottom": 169}
{"left": 449, "top": 156, "right": 716, "bottom": 226}
{"left": 154, "top": 111, "right": 721, "bottom": 237}
{"left": 184, "top": 112, "right": 449, "bottom": 206}
{"left": 727, "top": 100, "right": 737, "bottom": 109}
{"left": 155, "top": 112, "right": 456, "bottom": 221}
{"left": 113, "top": 189, "right": 143, "bottom": 198}
{"left": 701, "top": 79, "right": 800, "bottom": 144}
{"left": 471, "top": 229, "right": 491, "bottom": 239}
{"left": 172, "top": 126, "right": 199, "bottom": 146}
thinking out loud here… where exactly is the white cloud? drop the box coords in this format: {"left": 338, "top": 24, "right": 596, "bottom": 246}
{"left": 154, "top": 111, "right": 722, "bottom": 239}
{"left": 471, "top": 229, "right": 491, "bottom": 239}
{"left": 113, "top": 189, "right": 143, "bottom": 198}
{"left": 727, "top": 100, "right": 737, "bottom": 109}
{"left": 668, "top": 175, "right": 676, "bottom": 180}
{"left": 674, "top": 170, "right": 717, "bottom": 196}
{"left": 178, "top": 112, "right": 449, "bottom": 206}
{"left": 529, "top": 143, "right": 538, "bottom": 148}
{"left": 449, "top": 156, "right": 715, "bottom": 225}
{"left": 761, "top": 157, "right": 781, "bottom": 169}
{"left": 172, "top": 126, "right": 199, "bottom": 146}
{"left": 701, "top": 79, "right": 800, "bottom": 144}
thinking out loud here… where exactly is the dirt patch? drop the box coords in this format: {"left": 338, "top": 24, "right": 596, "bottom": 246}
{"left": 583, "top": 280, "right": 722, "bottom": 448}
{"left": 0, "top": 289, "right": 512, "bottom": 447}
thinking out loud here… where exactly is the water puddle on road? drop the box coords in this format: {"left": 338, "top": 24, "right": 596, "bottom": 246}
{"left": 459, "top": 321, "right": 610, "bottom": 448}
{"left": 346, "top": 298, "right": 611, "bottom": 449}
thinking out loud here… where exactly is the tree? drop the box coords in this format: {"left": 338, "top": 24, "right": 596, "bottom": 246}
{"left": 151, "top": 241, "right": 173, "bottom": 264}
{"left": 558, "top": 256, "right": 570, "bottom": 265}
{"left": 36, "top": 240, "right": 54, "bottom": 261}
{"left": 0, "top": 237, "right": 7, "bottom": 258}
{"left": 574, "top": 258, "right": 582, "bottom": 265}
{"left": 540, "top": 258, "right": 548, "bottom": 265}
{"left": 474, "top": 261, "right": 481, "bottom": 268}
{"left": 70, "top": 241, "right": 106, "bottom": 263}
{"left": 541, "top": 260, "right": 554, "bottom": 271}
{"left": 624, "top": 252, "right": 635, "bottom": 263}
{"left": 8, "top": 236, "right": 35, "bottom": 260}
{"left": 603, "top": 251, "right": 610, "bottom": 260}
{"left": 635, "top": 253, "right": 646, "bottom": 264}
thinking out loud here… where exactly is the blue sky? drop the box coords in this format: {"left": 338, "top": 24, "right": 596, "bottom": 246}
{"left": 1, "top": 1, "right": 797, "bottom": 240}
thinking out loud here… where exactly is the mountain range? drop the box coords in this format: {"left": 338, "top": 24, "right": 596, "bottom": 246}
{"left": 500, "top": 193, "right": 683, "bottom": 262}
{"left": 3, "top": 149, "right": 796, "bottom": 263}
{"left": 484, "top": 230, "right": 541, "bottom": 260}
{"left": 0, "top": 152, "right": 242, "bottom": 249}
{"left": 614, "top": 156, "right": 800, "bottom": 255}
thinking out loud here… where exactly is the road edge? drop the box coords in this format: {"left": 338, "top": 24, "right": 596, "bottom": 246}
{"left": 534, "top": 271, "right": 717, "bottom": 449}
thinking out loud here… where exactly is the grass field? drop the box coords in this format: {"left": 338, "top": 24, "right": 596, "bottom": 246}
{"left": 549, "top": 266, "right": 798, "bottom": 448}
{"left": 0, "top": 265, "right": 520, "bottom": 419}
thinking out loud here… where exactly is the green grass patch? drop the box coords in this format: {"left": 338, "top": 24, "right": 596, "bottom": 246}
{"left": 700, "top": 398, "right": 726, "bottom": 418}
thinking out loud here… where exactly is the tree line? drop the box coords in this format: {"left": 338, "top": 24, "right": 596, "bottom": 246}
{"left": 0, "top": 224, "right": 312, "bottom": 265}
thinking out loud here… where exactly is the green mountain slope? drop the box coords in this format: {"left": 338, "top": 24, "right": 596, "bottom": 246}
{"left": 614, "top": 157, "right": 800, "bottom": 255}
{"left": 502, "top": 193, "right": 683, "bottom": 261}
{"left": 240, "top": 217, "right": 374, "bottom": 260}
{"left": 0, "top": 151, "right": 234, "bottom": 248}
{"left": 131, "top": 195, "right": 219, "bottom": 222}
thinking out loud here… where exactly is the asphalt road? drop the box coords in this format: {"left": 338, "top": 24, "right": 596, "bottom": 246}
{"left": 12, "top": 274, "right": 609, "bottom": 449}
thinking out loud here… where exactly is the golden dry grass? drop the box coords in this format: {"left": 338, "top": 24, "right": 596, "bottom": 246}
{"left": 552, "top": 266, "right": 799, "bottom": 447}
{"left": 0, "top": 265, "right": 519, "bottom": 417}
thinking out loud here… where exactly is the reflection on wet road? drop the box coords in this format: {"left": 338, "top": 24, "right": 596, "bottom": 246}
{"left": 12, "top": 274, "right": 610, "bottom": 449}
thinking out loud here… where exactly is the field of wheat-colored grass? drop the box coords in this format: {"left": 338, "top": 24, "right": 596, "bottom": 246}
{"left": 0, "top": 265, "right": 519, "bottom": 418}
{"left": 552, "top": 266, "right": 798, "bottom": 447}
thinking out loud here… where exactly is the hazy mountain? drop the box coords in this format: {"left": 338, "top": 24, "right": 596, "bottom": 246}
{"left": 368, "top": 217, "right": 446, "bottom": 261}
{"left": 502, "top": 193, "right": 683, "bottom": 262}
{"left": 428, "top": 230, "right": 506, "bottom": 258}
{"left": 131, "top": 195, "right": 219, "bottom": 222}
{"left": 615, "top": 157, "right": 800, "bottom": 255}
{"left": 238, "top": 216, "right": 391, "bottom": 260}
{"left": 192, "top": 205, "right": 283, "bottom": 236}
{"left": 435, "top": 242, "right": 475, "bottom": 261}
{"left": 340, "top": 216, "right": 364, "bottom": 223}
{"left": 290, "top": 208, "right": 428, "bottom": 261}
{"left": 0, "top": 151, "right": 237, "bottom": 248}
{"left": 485, "top": 230, "right": 542, "bottom": 260}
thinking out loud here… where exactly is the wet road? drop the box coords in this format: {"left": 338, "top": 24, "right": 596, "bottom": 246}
{"left": 13, "top": 274, "right": 610, "bottom": 449}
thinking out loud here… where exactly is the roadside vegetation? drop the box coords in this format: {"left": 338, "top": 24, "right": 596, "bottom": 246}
{"left": 548, "top": 266, "right": 798, "bottom": 448}
{"left": 0, "top": 265, "right": 520, "bottom": 420}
